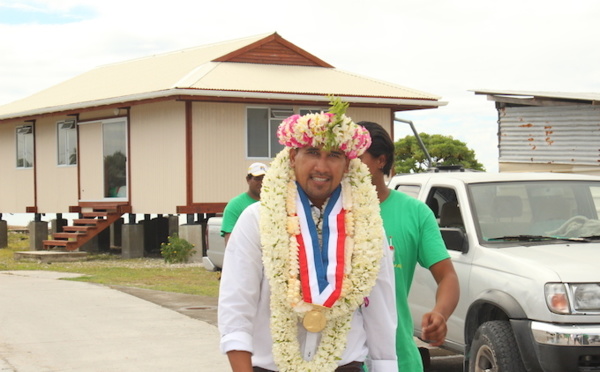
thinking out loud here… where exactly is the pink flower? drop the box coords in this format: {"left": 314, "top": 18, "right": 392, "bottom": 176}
{"left": 275, "top": 102, "right": 371, "bottom": 158}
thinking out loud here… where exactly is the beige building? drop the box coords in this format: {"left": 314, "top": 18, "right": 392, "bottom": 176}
{"left": 0, "top": 32, "right": 445, "bottom": 251}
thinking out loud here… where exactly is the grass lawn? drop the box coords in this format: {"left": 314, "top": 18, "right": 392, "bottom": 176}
{"left": 0, "top": 232, "right": 221, "bottom": 297}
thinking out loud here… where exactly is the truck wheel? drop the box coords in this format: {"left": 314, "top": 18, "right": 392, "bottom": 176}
{"left": 469, "top": 320, "right": 526, "bottom": 372}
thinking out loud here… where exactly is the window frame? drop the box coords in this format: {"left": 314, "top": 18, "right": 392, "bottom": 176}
{"left": 57, "top": 119, "right": 77, "bottom": 166}
{"left": 245, "top": 106, "right": 326, "bottom": 159}
{"left": 15, "top": 124, "right": 34, "bottom": 169}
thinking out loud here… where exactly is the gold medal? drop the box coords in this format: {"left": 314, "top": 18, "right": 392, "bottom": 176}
{"left": 303, "top": 309, "right": 326, "bottom": 333}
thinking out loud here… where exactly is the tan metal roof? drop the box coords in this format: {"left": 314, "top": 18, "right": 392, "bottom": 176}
{"left": 472, "top": 89, "right": 600, "bottom": 103}
{"left": 0, "top": 33, "right": 444, "bottom": 120}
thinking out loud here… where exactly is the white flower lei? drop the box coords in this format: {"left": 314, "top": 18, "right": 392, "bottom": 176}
{"left": 259, "top": 147, "right": 383, "bottom": 371}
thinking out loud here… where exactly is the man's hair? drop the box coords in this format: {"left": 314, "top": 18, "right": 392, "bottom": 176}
{"left": 358, "top": 121, "right": 394, "bottom": 176}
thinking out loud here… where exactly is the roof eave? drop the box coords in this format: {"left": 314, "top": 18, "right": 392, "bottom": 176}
{"left": 471, "top": 89, "right": 600, "bottom": 105}
{"left": 0, "top": 89, "right": 447, "bottom": 121}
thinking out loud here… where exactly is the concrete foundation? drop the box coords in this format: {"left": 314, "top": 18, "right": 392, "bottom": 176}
{"left": 168, "top": 215, "right": 179, "bottom": 237}
{"left": 81, "top": 235, "right": 99, "bottom": 253}
{"left": 0, "top": 219, "right": 7, "bottom": 248}
{"left": 142, "top": 216, "right": 170, "bottom": 255}
{"left": 14, "top": 251, "right": 88, "bottom": 263}
{"left": 28, "top": 221, "right": 49, "bottom": 251}
{"left": 50, "top": 218, "right": 68, "bottom": 235}
{"left": 122, "top": 223, "right": 144, "bottom": 259}
{"left": 98, "top": 227, "right": 110, "bottom": 252}
{"left": 179, "top": 224, "right": 203, "bottom": 263}
{"left": 110, "top": 218, "right": 124, "bottom": 248}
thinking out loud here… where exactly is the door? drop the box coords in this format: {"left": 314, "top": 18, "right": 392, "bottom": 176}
{"left": 79, "top": 118, "right": 128, "bottom": 201}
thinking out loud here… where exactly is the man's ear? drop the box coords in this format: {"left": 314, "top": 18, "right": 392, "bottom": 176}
{"left": 377, "top": 154, "right": 387, "bottom": 170}
{"left": 289, "top": 148, "right": 297, "bottom": 167}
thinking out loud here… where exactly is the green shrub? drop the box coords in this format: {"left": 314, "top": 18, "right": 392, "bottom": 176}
{"left": 160, "top": 234, "right": 195, "bottom": 264}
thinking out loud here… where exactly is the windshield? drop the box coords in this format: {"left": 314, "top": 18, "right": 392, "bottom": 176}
{"left": 469, "top": 180, "right": 600, "bottom": 242}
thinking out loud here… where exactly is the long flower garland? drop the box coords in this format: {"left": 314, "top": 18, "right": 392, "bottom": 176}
{"left": 259, "top": 147, "right": 383, "bottom": 371}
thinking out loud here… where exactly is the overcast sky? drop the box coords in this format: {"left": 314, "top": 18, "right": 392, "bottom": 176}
{"left": 1, "top": 0, "right": 600, "bottom": 176}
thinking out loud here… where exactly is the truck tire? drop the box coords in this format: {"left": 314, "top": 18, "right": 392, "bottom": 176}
{"left": 469, "top": 320, "right": 526, "bottom": 372}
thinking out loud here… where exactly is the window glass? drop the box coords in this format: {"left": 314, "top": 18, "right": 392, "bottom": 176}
{"left": 103, "top": 120, "right": 127, "bottom": 198}
{"left": 469, "top": 181, "right": 600, "bottom": 241}
{"left": 592, "top": 186, "right": 600, "bottom": 217}
{"left": 299, "top": 108, "right": 323, "bottom": 115}
{"left": 394, "top": 184, "right": 420, "bottom": 198}
{"left": 432, "top": 187, "right": 463, "bottom": 229}
{"left": 247, "top": 107, "right": 324, "bottom": 158}
{"left": 57, "top": 120, "right": 77, "bottom": 165}
{"left": 16, "top": 125, "right": 33, "bottom": 168}
{"left": 247, "top": 108, "right": 269, "bottom": 157}
{"left": 269, "top": 108, "right": 292, "bottom": 156}
{"left": 269, "top": 120, "right": 284, "bottom": 156}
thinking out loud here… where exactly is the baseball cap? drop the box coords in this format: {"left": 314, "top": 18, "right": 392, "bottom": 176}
{"left": 248, "top": 162, "right": 268, "bottom": 177}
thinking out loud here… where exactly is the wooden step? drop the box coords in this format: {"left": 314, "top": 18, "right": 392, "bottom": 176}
{"left": 43, "top": 205, "right": 128, "bottom": 251}
{"left": 53, "top": 232, "right": 82, "bottom": 240}
{"left": 63, "top": 225, "right": 95, "bottom": 232}
{"left": 78, "top": 202, "right": 131, "bottom": 213}
{"left": 73, "top": 219, "right": 103, "bottom": 226}
{"left": 42, "top": 239, "right": 78, "bottom": 251}
{"left": 43, "top": 240, "right": 71, "bottom": 247}
{"left": 82, "top": 212, "right": 109, "bottom": 218}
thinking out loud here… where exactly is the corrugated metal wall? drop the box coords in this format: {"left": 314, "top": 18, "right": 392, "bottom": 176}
{"left": 499, "top": 105, "right": 600, "bottom": 165}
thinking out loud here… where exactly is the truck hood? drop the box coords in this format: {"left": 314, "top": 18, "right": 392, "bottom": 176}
{"left": 496, "top": 243, "right": 600, "bottom": 282}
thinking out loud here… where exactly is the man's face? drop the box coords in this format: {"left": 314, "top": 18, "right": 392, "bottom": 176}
{"left": 247, "top": 175, "right": 264, "bottom": 200}
{"left": 290, "top": 146, "right": 350, "bottom": 208}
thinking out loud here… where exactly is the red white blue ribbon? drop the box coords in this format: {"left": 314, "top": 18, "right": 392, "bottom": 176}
{"left": 295, "top": 184, "right": 346, "bottom": 308}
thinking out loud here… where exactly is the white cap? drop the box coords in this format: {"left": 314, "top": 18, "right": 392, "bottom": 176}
{"left": 248, "top": 162, "right": 268, "bottom": 177}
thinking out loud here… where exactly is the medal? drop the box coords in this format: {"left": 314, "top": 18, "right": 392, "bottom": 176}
{"left": 303, "top": 309, "right": 326, "bottom": 333}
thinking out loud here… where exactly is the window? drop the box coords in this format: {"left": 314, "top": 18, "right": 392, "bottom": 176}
{"left": 247, "top": 107, "right": 325, "bottom": 158}
{"left": 57, "top": 120, "right": 77, "bottom": 165}
{"left": 16, "top": 125, "right": 33, "bottom": 168}
{"left": 103, "top": 119, "right": 127, "bottom": 198}
{"left": 429, "top": 187, "right": 463, "bottom": 229}
{"left": 394, "top": 184, "right": 421, "bottom": 198}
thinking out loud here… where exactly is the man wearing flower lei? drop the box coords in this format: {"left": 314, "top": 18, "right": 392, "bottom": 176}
{"left": 218, "top": 97, "right": 398, "bottom": 372}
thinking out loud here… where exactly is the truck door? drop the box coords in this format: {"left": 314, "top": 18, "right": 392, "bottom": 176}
{"left": 408, "top": 186, "right": 472, "bottom": 348}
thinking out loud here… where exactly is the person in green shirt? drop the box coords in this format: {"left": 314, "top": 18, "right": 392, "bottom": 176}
{"left": 221, "top": 162, "right": 268, "bottom": 244}
{"left": 359, "top": 121, "right": 459, "bottom": 371}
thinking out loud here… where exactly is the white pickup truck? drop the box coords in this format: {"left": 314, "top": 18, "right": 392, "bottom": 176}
{"left": 203, "top": 217, "right": 225, "bottom": 271}
{"left": 204, "top": 171, "right": 600, "bottom": 371}
{"left": 389, "top": 171, "right": 600, "bottom": 372}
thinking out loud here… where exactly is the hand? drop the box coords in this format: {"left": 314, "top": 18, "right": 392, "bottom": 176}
{"left": 421, "top": 311, "right": 447, "bottom": 347}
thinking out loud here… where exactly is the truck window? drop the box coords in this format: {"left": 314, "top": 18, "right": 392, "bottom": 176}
{"left": 394, "top": 184, "right": 420, "bottom": 199}
{"left": 591, "top": 186, "right": 600, "bottom": 217}
{"left": 470, "top": 181, "right": 600, "bottom": 241}
{"left": 428, "top": 187, "right": 464, "bottom": 230}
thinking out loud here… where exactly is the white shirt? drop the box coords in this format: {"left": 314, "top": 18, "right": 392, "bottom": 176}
{"left": 218, "top": 202, "right": 398, "bottom": 371}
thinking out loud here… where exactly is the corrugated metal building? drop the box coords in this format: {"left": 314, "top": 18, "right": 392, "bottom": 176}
{"left": 473, "top": 89, "right": 600, "bottom": 175}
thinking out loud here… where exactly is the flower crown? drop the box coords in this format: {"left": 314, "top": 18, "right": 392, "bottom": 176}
{"left": 276, "top": 96, "right": 371, "bottom": 159}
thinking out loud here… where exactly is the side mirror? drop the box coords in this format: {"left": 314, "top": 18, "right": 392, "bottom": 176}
{"left": 440, "top": 227, "right": 468, "bottom": 253}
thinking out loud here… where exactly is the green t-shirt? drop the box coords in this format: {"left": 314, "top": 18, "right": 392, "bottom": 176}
{"left": 221, "top": 192, "right": 258, "bottom": 236}
{"left": 380, "top": 190, "right": 450, "bottom": 371}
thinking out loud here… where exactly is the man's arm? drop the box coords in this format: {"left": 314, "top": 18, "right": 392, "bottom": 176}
{"left": 224, "top": 233, "right": 231, "bottom": 246}
{"left": 421, "top": 258, "right": 459, "bottom": 346}
{"left": 363, "top": 235, "right": 398, "bottom": 372}
{"left": 226, "top": 351, "right": 253, "bottom": 372}
{"left": 218, "top": 205, "right": 263, "bottom": 369}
